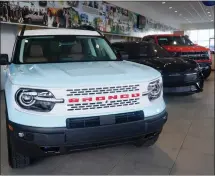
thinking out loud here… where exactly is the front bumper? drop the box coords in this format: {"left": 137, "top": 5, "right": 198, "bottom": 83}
{"left": 197, "top": 63, "right": 212, "bottom": 78}
{"left": 162, "top": 72, "right": 204, "bottom": 94}
{"left": 8, "top": 110, "right": 168, "bottom": 158}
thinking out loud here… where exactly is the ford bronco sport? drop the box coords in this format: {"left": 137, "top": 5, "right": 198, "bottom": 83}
{"left": 1, "top": 25, "right": 168, "bottom": 168}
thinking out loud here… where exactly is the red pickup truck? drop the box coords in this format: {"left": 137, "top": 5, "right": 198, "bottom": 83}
{"left": 142, "top": 34, "right": 212, "bottom": 79}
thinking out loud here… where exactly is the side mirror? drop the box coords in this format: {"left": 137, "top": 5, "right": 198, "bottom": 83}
{"left": 0, "top": 54, "right": 9, "bottom": 65}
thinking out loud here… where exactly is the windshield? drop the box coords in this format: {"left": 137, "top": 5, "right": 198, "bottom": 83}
{"left": 150, "top": 44, "right": 171, "bottom": 57}
{"left": 157, "top": 36, "right": 194, "bottom": 46}
{"left": 16, "top": 35, "right": 117, "bottom": 64}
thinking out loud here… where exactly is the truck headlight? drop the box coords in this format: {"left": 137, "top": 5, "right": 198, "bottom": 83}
{"left": 148, "top": 79, "right": 162, "bottom": 101}
{"left": 15, "top": 88, "right": 64, "bottom": 112}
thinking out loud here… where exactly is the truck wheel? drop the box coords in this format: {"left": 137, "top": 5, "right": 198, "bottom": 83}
{"left": 5, "top": 102, "right": 31, "bottom": 168}
{"left": 134, "top": 134, "right": 159, "bottom": 147}
{"left": 8, "top": 144, "right": 31, "bottom": 168}
{"left": 203, "top": 66, "right": 211, "bottom": 80}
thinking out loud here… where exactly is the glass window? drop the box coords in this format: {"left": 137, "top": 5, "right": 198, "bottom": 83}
{"left": 157, "top": 36, "right": 194, "bottom": 46}
{"left": 16, "top": 35, "right": 117, "bottom": 64}
{"left": 198, "top": 29, "right": 210, "bottom": 41}
{"left": 187, "top": 30, "right": 198, "bottom": 43}
{"left": 209, "top": 29, "right": 214, "bottom": 38}
{"left": 150, "top": 44, "right": 171, "bottom": 57}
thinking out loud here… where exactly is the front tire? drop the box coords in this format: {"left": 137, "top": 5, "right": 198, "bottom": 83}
{"left": 8, "top": 144, "right": 31, "bottom": 168}
{"left": 5, "top": 100, "right": 31, "bottom": 168}
{"left": 203, "top": 66, "right": 211, "bottom": 80}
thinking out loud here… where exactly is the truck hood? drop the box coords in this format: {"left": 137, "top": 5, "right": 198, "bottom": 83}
{"left": 9, "top": 61, "right": 161, "bottom": 88}
{"left": 130, "top": 57, "right": 197, "bottom": 73}
{"left": 163, "top": 45, "right": 209, "bottom": 52}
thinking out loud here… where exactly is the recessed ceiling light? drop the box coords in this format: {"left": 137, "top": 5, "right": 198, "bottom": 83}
{"left": 209, "top": 14, "right": 211, "bottom": 17}
{"left": 169, "top": 7, "right": 172, "bottom": 9}
{"left": 207, "top": 11, "right": 210, "bottom": 14}
{"left": 162, "top": 2, "right": 166, "bottom": 4}
{"left": 175, "top": 10, "right": 178, "bottom": 13}
{"left": 179, "top": 14, "right": 182, "bottom": 16}
{"left": 211, "top": 20, "right": 214, "bottom": 22}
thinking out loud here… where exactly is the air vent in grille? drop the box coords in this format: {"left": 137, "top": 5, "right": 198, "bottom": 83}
{"left": 67, "top": 84, "right": 140, "bottom": 96}
{"left": 66, "top": 111, "right": 144, "bottom": 129}
{"left": 67, "top": 98, "right": 140, "bottom": 111}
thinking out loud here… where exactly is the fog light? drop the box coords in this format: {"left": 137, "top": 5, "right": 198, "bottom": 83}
{"left": 18, "top": 132, "right": 24, "bottom": 138}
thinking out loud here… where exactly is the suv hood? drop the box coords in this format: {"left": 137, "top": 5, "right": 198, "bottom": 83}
{"left": 163, "top": 45, "right": 209, "bottom": 52}
{"left": 131, "top": 57, "right": 197, "bottom": 73}
{"left": 9, "top": 61, "right": 161, "bottom": 88}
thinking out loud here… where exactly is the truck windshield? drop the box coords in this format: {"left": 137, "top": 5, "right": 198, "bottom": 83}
{"left": 16, "top": 35, "right": 117, "bottom": 64}
{"left": 157, "top": 36, "right": 194, "bottom": 46}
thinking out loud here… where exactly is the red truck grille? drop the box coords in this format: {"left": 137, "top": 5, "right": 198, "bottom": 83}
{"left": 67, "top": 84, "right": 141, "bottom": 111}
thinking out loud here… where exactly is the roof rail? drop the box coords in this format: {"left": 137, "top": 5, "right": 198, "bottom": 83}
{"left": 20, "top": 25, "right": 26, "bottom": 36}
{"left": 74, "top": 25, "right": 104, "bottom": 36}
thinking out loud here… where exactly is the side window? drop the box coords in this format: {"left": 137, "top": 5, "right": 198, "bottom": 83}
{"left": 142, "top": 36, "right": 149, "bottom": 41}
{"left": 148, "top": 37, "right": 155, "bottom": 43}
{"left": 143, "top": 36, "right": 155, "bottom": 43}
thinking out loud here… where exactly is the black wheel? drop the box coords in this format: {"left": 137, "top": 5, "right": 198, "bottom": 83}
{"left": 5, "top": 102, "right": 31, "bottom": 168}
{"left": 134, "top": 134, "right": 159, "bottom": 148}
{"left": 203, "top": 67, "right": 211, "bottom": 80}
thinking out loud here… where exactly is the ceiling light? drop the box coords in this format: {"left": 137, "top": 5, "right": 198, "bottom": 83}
{"left": 162, "top": 2, "right": 166, "bottom": 4}
{"left": 179, "top": 14, "right": 182, "bottom": 16}
{"left": 207, "top": 11, "right": 210, "bottom": 14}
{"left": 209, "top": 14, "right": 211, "bottom": 17}
{"left": 211, "top": 20, "right": 214, "bottom": 22}
{"left": 169, "top": 7, "right": 172, "bottom": 9}
{"left": 175, "top": 10, "right": 178, "bottom": 13}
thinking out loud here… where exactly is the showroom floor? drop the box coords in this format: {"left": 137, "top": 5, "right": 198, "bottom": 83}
{"left": 1, "top": 73, "right": 214, "bottom": 175}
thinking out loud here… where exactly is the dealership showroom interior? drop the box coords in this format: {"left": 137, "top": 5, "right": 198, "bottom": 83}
{"left": 0, "top": 0, "right": 214, "bottom": 175}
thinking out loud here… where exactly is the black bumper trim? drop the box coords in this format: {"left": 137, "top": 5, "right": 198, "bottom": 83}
{"left": 8, "top": 110, "right": 168, "bottom": 157}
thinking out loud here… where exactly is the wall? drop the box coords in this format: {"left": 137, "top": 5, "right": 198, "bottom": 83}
{"left": 0, "top": 23, "right": 18, "bottom": 90}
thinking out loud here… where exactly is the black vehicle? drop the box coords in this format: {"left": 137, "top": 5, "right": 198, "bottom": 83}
{"left": 112, "top": 41, "right": 204, "bottom": 94}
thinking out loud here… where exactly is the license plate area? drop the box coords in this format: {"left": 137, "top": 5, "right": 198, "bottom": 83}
{"left": 66, "top": 111, "right": 144, "bottom": 129}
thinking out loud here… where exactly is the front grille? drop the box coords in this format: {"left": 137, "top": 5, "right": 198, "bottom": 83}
{"left": 67, "top": 98, "right": 140, "bottom": 111}
{"left": 180, "top": 51, "right": 209, "bottom": 60}
{"left": 163, "top": 72, "right": 199, "bottom": 86}
{"left": 67, "top": 84, "right": 141, "bottom": 111}
{"left": 67, "top": 84, "right": 140, "bottom": 96}
{"left": 184, "top": 73, "right": 198, "bottom": 82}
{"left": 66, "top": 111, "right": 144, "bottom": 129}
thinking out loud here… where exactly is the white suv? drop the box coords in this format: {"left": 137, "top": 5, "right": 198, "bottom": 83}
{"left": 0, "top": 26, "right": 168, "bottom": 168}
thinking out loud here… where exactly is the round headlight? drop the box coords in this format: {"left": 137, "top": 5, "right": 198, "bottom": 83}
{"left": 17, "top": 90, "right": 37, "bottom": 107}
{"left": 15, "top": 88, "right": 64, "bottom": 112}
{"left": 148, "top": 80, "right": 162, "bottom": 101}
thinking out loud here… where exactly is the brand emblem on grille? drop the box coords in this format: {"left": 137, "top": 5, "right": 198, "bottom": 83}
{"left": 68, "top": 93, "right": 140, "bottom": 103}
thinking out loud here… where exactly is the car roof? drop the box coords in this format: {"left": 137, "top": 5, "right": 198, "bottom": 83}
{"left": 145, "top": 34, "right": 183, "bottom": 37}
{"left": 112, "top": 41, "right": 149, "bottom": 45}
{"left": 18, "top": 29, "right": 101, "bottom": 37}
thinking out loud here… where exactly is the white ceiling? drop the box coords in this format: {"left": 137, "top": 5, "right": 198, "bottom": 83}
{"left": 110, "top": 1, "right": 215, "bottom": 30}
